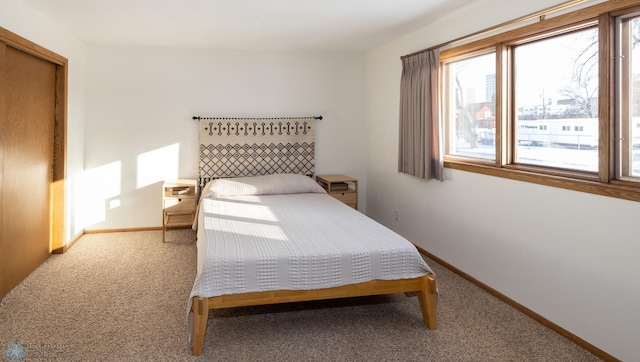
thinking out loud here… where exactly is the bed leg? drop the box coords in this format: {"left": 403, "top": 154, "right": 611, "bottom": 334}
{"left": 417, "top": 274, "right": 437, "bottom": 330}
{"left": 192, "top": 297, "right": 209, "bottom": 356}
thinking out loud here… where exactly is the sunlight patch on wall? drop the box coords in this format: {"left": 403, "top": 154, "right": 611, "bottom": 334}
{"left": 74, "top": 161, "right": 122, "bottom": 230}
{"left": 137, "top": 143, "right": 180, "bottom": 188}
{"left": 109, "top": 199, "right": 121, "bottom": 209}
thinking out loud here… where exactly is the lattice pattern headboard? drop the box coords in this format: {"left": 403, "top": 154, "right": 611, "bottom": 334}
{"left": 197, "top": 117, "right": 317, "bottom": 189}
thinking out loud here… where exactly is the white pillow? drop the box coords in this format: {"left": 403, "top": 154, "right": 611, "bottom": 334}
{"left": 203, "top": 173, "right": 326, "bottom": 198}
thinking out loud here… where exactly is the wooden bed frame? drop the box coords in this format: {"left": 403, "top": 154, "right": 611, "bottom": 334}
{"left": 191, "top": 273, "right": 437, "bottom": 355}
{"left": 192, "top": 118, "right": 437, "bottom": 355}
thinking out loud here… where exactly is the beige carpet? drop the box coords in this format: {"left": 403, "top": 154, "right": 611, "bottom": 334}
{"left": 0, "top": 230, "right": 600, "bottom": 361}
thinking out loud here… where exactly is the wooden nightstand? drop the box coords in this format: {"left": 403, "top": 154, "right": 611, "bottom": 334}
{"left": 162, "top": 179, "right": 197, "bottom": 242}
{"left": 316, "top": 174, "right": 358, "bottom": 210}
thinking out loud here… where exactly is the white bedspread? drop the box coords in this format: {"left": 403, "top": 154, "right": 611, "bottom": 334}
{"left": 189, "top": 192, "right": 433, "bottom": 302}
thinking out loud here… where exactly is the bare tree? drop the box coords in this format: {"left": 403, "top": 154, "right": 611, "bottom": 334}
{"left": 455, "top": 74, "right": 478, "bottom": 148}
{"left": 561, "top": 21, "right": 640, "bottom": 118}
{"left": 559, "top": 29, "right": 599, "bottom": 118}
{"left": 559, "top": 72, "right": 598, "bottom": 118}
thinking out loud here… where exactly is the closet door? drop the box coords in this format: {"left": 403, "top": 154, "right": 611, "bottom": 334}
{"left": 0, "top": 43, "right": 56, "bottom": 299}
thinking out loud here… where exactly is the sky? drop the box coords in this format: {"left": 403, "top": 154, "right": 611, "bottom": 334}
{"left": 448, "top": 26, "right": 599, "bottom": 108}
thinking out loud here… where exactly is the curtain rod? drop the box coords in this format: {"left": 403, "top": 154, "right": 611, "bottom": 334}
{"left": 400, "top": 0, "right": 594, "bottom": 60}
{"left": 193, "top": 116, "right": 322, "bottom": 121}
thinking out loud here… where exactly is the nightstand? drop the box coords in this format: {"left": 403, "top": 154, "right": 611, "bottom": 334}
{"left": 162, "top": 179, "right": 197, "bottom": 242}
{"left": 316, "top": 174, "right": 358, "bottom": 210}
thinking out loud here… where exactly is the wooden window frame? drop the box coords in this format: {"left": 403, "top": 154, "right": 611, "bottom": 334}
{"left": 440, "top": 0, "right": 640, "bottom": 203}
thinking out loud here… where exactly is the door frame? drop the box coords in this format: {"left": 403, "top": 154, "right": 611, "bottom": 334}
{"left": 0, "top": 27, "right": 67, "bottom": 252}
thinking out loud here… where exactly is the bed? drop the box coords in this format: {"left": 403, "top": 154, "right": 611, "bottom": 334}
{"left": 188, "top": 117, "right": 437, "bottom": 355}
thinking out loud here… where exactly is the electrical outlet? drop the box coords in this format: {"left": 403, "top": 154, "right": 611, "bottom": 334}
{"left": 394, "top": 209, "right": 400, "bottom": 221}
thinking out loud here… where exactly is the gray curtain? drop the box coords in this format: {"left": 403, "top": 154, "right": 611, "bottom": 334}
{"left": 398, "top": 49, "right": 443, "bottom": 180}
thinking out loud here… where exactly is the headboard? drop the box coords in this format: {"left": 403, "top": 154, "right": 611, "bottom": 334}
{"left": 196, "top": 116, "right": 319, "bottom": 189}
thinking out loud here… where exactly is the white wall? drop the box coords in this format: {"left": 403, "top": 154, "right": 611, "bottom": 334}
{"left": 0, "top": 0, "right": 87, "bottom": 242}
{"left": 366, "top": 0, "right": 640, "bottom": 360}
{"left": 83, "top": 45, "right": 367, "bottom": 230}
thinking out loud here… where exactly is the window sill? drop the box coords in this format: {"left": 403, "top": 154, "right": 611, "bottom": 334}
{"left": 444, "top": 160, "right": 640, "bottom": 203}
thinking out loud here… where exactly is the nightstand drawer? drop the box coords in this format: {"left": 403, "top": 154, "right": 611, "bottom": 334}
{"left": 330, "top": 191, "right": 357, "bottom": 206}
{"left": 164, "top": 198, "right": 196, "bottom": 212}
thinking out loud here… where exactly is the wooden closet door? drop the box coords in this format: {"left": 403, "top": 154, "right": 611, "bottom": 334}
{"left": 0, "top": 44, "right": 56, "bottom": 299}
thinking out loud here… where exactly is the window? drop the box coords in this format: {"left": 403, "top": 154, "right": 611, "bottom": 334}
{"left": 439, "top": 2, "right": 640, "bottom": 203}
{"left": 616, "top": 12, "right": 640, "bottom": 180}
{"left": 442, "top": 52, "right": 496, "bottom": 161}
{"left": 513, "top": 28, "right": 599, "bottom": 171}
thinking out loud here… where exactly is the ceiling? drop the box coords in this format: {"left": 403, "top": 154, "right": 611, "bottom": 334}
{"left": 22, "top": 0, "right": 478, "bottom": 52}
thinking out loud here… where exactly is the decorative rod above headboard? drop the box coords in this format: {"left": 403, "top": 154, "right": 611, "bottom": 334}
{"left": 192, "top": 115, "right": 322, "bottom": 121}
